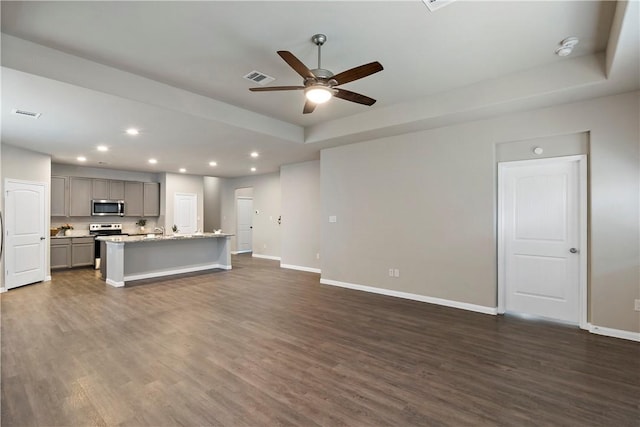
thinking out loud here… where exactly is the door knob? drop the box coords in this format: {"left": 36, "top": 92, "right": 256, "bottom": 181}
{"left": 40, "top": 237, "right": 46, "bottom": 240}
{"left": 569, "top": 248, "right": 578, "bottom": 253}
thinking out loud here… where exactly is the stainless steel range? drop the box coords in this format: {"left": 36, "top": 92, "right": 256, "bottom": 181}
{"left": 89, "top": 223, "right": 125, "bottom": 269}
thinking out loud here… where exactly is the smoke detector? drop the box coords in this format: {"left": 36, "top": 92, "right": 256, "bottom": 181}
{"left": 555, "top": 37, "right": 579, "bottom": 57}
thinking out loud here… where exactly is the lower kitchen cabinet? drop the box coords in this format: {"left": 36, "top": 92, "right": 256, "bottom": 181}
{"left": 51, "top": 237, "right": 95, "bottom": 269}
{"left": 51, "top": 239, "right": 72, "bottom": 269}
{"left": 71, "top": 237, "right": 95, "bottom": 267}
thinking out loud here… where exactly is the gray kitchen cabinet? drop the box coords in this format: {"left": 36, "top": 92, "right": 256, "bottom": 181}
{"left": 93, "top": 179, "right": 125, "bottom": 200}
{"left": 69, "top": 177, "right": 92, "bottom": 216}
{"left": 51, "top": 237, "right": 95, "bottom": 269}
{"left": 109, "top": 180, "right": 125, "bottom": 200}
{"left": 92, "top": 179, "right": 109, "bottom": 199}
{"left": 51, "top": 176, "right": 68, "bottom": 217}
{"left": 143, "top": 182, "right": 160, "bottom": 217}
{"left": 124, "top": 181, "right": 143, "bottom": 216}
{"left": 71, "top": 237, "right": 95, "bottom": 267}
{"left": 50, "top": 238, "right": 71, "bottom": 269}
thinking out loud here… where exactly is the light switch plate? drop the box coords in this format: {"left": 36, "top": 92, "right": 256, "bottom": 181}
{"left": 329, "top": 215, "right": 337, "bottom": 223}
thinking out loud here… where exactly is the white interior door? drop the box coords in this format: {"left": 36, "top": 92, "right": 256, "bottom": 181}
{"left": 174, "top": 193, "right": 197, "bottom": 234}
{"left": 5, "top": 179, "right": 47, "bottom": 290}
{"left": 236, "top": 198, "right": 253, "bottom": 253}
{"left": 499, "top": 155, "right": 586, "bottom": 325}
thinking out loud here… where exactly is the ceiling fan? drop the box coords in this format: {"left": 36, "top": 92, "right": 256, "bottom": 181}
{"left": 249, "top": 34, "right": 383, "bottom": 114}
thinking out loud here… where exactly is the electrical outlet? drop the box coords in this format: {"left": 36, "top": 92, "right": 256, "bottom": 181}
{"left": 263, "top": 243, "right": 267, "bottom": 249}
{"left": 329, "top": 215, "right": 337, "bottom": 223}
{"left": 316, "top": 253, "right": 320, "bottom": 260}
{"left": 634, "top": 299, "right": 640, "bottom": 311}
{"left": 394, "top": 269, "right": 400, "bottom": 278}
{"left": 388, "top": 268, "right": 394, "bottom": 277}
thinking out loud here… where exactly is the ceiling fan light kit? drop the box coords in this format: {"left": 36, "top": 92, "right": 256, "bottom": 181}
{"left": 249, "top": 33, "right": 383, "bottom": 114}
{"left": 305, "top": 86, "right": 333, "bottom": 104}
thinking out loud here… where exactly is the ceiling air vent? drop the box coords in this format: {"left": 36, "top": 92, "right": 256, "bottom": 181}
{"left": 422, "top": 0, "right": 456, "bottom": 12}
{"left": 243, "top": 70, "right": 275, "bottom": 86}
{"left": 11, "top": 108, "right": 42, "bottom": 119}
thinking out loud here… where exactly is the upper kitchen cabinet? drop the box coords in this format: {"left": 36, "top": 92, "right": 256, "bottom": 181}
{"left": 109, "top": 181, "right": 125, "bottom": 200}
{"left": 143, "top": 182, "right": 160, "bottom": 217}
{"left": 92, "top": 179, "right": 109, "bottom": 199}
{"left": 69, "top": 177, "right": 92, "bottom": 216}
{"left": 51, "top": 176, "right": 68, "bottom": 217}
{"left": 124, "top": 181, "right": 143, "bottom": 217}
{"left": 93, "top": 179, "right": 125, "bottom": 200}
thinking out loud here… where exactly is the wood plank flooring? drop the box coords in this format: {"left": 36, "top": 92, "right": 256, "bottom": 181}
{"left": 2, "top": 254, "right": 639, "bottom": 426}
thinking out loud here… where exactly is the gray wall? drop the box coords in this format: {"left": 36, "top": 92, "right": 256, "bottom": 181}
{"left": 51, "top": 163, "right": 159, "bottom": 182}
{"left": 321, "top": 91, "right": 639, "bottom": 333}
{"left": 2, "top": 144, "right": 52, "bottom": 279}
{"left": 281, "top": 160, "right": 321, "bottom": 271}
{"left": 221, "top": 172, "right": 281, "bottom": 257}
{"left": 203, "top": 176, "right": 222, "bottom": 231}
{"left": 161, "top": 173, "right": 204, "bottom": 233}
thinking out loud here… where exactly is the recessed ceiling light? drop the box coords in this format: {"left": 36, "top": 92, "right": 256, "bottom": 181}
{"left": 209, "top": 161, "right": 217, "bottom": 167}
{"left": 250, "top": 167, "right": 257, "bottom": 172}
{"left": 148, "top": 158, "right": 157, "bottom": 164}
{"left": 179, "top": 168, "right": 186, "bottom": 173}
{"left": 97, "top": 145, "right": 109, "bottom": 152}
{"left": 126, "top": 128, "right": 139, "bottom": 136}
{"left": 250, "top": 152, "right": 259, "bottom": 158}
{"left": 77, "top": 156, "right": 87, "bottom": 162}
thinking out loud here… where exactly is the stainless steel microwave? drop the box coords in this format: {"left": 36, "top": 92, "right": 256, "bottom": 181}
{"left": 91, "top": 200, "right": 125, "bottom": 216}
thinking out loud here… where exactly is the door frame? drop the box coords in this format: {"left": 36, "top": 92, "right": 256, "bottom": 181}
{"left": 3, "top": 178, "right": 48, "bottom": 291}
{"left": 497, "top": 155, "right": 588, "bottom": 329}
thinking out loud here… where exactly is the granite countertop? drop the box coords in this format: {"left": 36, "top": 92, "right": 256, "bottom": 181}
{"left": 97, "top": 233, "right": 233, "bottom": 243}
{"left": 51, "top": 234, "right": 94, "bottom": 239}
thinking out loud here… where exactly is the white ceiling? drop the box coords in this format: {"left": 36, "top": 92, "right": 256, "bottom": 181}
{"left": 1, "top": 1, "right": 638, "bottom": 177}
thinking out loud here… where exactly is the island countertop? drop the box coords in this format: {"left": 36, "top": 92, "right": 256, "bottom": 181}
{"left": 97, "top": 232, "right": 233, "bottom": 244}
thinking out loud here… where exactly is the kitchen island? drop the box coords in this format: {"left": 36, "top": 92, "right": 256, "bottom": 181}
{"left": 97, "top": 233, "right": 233, "bottom": 287}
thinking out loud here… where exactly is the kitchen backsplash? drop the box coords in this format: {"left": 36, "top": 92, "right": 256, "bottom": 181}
{"left": 51, "top": 218, "right": 160, "bottom": 236}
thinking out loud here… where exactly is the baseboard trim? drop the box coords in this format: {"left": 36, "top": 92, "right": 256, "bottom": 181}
{"left": 232, "top": 250, "right": 252, "bottom": 255}
{"left": 252, "top": 254, "right": 281, "bottom": 261}
{"left": 588, "top": 324, "right": 640, "bottom": 342}
{"left": 123, "top": 263, "right": 229, "bottom": 284}
{"left": 281, "top": 263, "right": 321, "bottom": 274}
{"left": 320, "top": 278, "right": 497, "bottom": 315}
{"left": 44, "top": 275, "right": 52, "bottom": 282}
{"left": 106, "top": 278, "right": 124, "bottom": 288}
{"left": 0, "top": 287, "right": 6, "bottom": 293}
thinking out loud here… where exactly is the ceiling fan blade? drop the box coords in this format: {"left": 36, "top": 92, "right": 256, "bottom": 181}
{"left": 249, "top": 86, "right": 304, "bottom": 92}
{"left": 277, "top": 51, "right": 315, "bottom": 80}
{"left": 303, "top": 99, "right": 317, "bottom": 114}
{"left": 334, "top": 89, "right": 376, "bottom": 106}
{"left": 332, "top": 62, "right": 383, "bottom": 86}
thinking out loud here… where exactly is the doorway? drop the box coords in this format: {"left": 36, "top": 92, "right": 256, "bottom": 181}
{"left": 4, "top": 179, "right": 47, "bottom": 290}
{"left": 174, "top": 193, "right": 197, "bottom": 234}
{"left": 236, "top": 195, "right": 253, "bottom": 254}
{"left": 498, "top": 155, "right": 587, "bottom": 328}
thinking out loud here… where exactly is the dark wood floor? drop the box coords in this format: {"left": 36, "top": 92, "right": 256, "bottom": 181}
{"left": 2, "top": 254, "right": 639, "bottom": 426}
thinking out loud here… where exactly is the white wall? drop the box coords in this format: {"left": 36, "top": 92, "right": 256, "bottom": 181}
{"left": 2, "top": 144, "right": 52, "bottom": 280}
{"left": 161, "top": 173, "right": 204, "bottom": 233}
{"left": 221, "top": 172, "right": 281, "bottom": 257}
{"left": 281, "top": 160, "right": 321, "bottom": 271}
{"left": 321, "top": 91, "right": 640, "bottom": 333}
